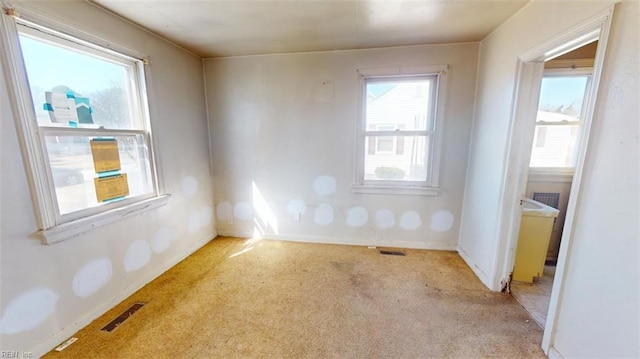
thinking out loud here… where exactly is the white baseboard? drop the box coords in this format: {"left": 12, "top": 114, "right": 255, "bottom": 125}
{"left": 547, "top": 346, "right": 564, "bottom": 359}
{"left": 217, "top": 230, "right": 457, "bottom": 251}
{"left": 457, "top": 245, "right": 497, "bottom": 291}
{"left": 31, "top": 230, "right": 216, "bottom": 358}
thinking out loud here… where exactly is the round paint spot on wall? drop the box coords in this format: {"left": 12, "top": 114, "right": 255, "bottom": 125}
{"left": 431, "top": 210, "right": 454, "bottom": 232}
{"left": 286, "top": 199, "right": 306, "bottom": 218}
{"left": 200, "top": 206, "right": 213, "bottom": 227}
{"left": 0, "top": 287, "right": 59, "bottom": 334}
{"left": 181, "top": 176, "right": 198, "bottom": 199}
{"left": 314, "top": 203, "right": 334, "bottom": 225}
{"left": 123, "top": 240, "right": 151, "bottom": 272}
{"left": 234, "top": 201, "right": 253, "bottom": 221}
{"left": 375, "top": 209, "right": 395, "bottom": 229}
{"left": 216, "top": 201, "right": 233, "bottom": 221}
{"left": 346, "top": 206, "right": 368, "bottom": 227}
{"left": 152, "top": 227, "right": 175, "bottom": 253}
{"left": 399, "top": 211, "right": 422, "bottom": 230}
{"left": 188, "top": 211, "right": 202, "bottom": 233}
{"left": 72, "top": 258, "right": 112, "bottom": 298}
{"left": 313, "top": 175, "right": 337, "bottom": 196}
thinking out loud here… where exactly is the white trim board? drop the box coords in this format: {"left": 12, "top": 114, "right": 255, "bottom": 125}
{"left": 216, "top": 231, "right": 458, "bottom": 251}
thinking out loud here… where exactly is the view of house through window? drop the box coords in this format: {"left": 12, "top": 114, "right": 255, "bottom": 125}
{"left": 18, "top": 24, "right": 155, "bottom": 219}
{"left": 363, "top": 77, "right": 434, "bottom": 184}
{"left": 530, "top": 74, "right": 590, "bottom": 169}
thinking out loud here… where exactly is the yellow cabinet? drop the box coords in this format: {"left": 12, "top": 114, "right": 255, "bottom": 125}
{"left": 513, "top": 198, "right": 559, "bottom": 283}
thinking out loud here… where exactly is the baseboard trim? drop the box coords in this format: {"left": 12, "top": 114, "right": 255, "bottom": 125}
{"left": 217, "top": 230, "right": 457, "bottom": 251}
{"left": 547, "top": 346, "right": 564, "bottom": 359}
{"left": 31, "top": 230, "right": 216, "bottom": 358}
{"left": 457, "top": 245, "right": 496, "bottom": 290}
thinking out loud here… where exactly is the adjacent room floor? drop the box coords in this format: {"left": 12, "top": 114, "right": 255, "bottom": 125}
{"left": 511, "top": 265, "right": 556, "bottom": 328}
{"left": 44, "top": 237, "right": 545, "bottom": 358}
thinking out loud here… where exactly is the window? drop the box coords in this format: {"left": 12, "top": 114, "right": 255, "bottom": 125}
{"left": 530, "top": 71, "right": 591, "bottom": 170}
{"left": 1, "top": 11, "right": 167, "bottom": 243}
{"left": 354, "top": 65, "right": 447, "bottom": 195}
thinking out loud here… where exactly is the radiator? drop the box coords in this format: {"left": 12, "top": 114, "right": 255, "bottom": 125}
{"left": 532, "top": 192, "right": 560, "bottom": 209}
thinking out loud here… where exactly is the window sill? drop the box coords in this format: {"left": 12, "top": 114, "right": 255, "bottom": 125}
{"left": 37, "top": 195, "right": 171, "bottom": 245}
{"left": 352, "top": 185, "right": 441, "bottom": 196}
{"left": 529, "top": 168, "right": 574, "bottom": 183}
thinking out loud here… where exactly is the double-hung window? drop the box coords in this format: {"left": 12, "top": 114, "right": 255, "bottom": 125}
{"left": 530, "top": 70, "right": 592, "bottom": 172}
{"left": 354, "top": 65, "right": 447, "bottom": 195}
{"left": 1, "top": 10, "right": 167, "bottom": 243}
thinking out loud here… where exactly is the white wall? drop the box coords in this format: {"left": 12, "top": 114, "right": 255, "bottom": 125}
{"left": 0, "top": 2, "right": 214, "bottom": 356}
{"left": 551, "top": 1, "right": 639, "bottom": 357}
{"left": 205, "top": 43, "right": 477, "bottom": 250}
{"left": 458, "top": 0, "right": 618, "bottom": 289}
{"left": 459, "top": 0, "right": 638, "bottom": 356}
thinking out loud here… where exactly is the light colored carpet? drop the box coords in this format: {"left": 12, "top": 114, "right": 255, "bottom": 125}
{"left": 511, "top": 266, "right": 556, "bottom": 328}
{"left": 44, "top": 237, "right": 545, "bottom": 358}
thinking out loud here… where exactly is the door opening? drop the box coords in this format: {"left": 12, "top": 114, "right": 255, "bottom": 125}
{"left": 495, "top": 7, "right": 614, "bottom": 355}
{"left": 511, "top": 41, "right": 597, "bottom": 328}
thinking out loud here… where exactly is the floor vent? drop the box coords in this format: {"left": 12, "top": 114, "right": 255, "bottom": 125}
{"left": 101, "top": 302, "right": 146, "bottom": 332}
{"left": 379, "top": 250, "right": 406, "bottom": 256}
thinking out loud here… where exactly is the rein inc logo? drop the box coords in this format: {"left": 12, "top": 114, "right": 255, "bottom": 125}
{"left": 1, "top": 351, "right": 33, "bottom": 358}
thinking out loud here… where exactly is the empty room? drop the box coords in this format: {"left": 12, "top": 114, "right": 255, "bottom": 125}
{"left": 0, "top": 0, "right": 637, "bottom": 358}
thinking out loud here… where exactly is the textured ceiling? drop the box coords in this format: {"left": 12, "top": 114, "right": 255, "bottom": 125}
{"left": 93, "top": 0, "right": 529, "bottom": 58}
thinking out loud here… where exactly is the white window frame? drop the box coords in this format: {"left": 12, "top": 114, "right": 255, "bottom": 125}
{"left": 353, "top": 65, "right": 448, "bottom": 196}
{"left": 0, "top": 6, "right": 169, "bottom": 244}
{"left": 529, "top": 67, "right": 593, "bottom": 176}
{"left": 374, "top": 125, "right": 397, "bottom": 154}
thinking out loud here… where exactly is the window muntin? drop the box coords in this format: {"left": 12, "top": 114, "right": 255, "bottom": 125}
{"left": 14, "top": 20, "right": 158, "bottom": 225}
{"left": 530, "top": 74, "right": 591, "bottom": 169}
{"left": 360, "top": 75, "right": 438, "bottom": 186}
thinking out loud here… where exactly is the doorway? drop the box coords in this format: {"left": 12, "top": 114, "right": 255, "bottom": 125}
{"left": 511, "top": 41, "right": 597, "bottom": 327}
{"left": 496, "top": 7, "right": 614, "bottom": 355}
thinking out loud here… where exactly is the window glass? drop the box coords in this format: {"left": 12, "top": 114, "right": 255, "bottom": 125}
{"left": 364, "top": 135, "right": 428, "bottom": 182}
{"left": 45, "top": 134, "right": 152, "bottom": 214}
{"left": 530, "top": 74, "right": 589, "bottom": 168}
{"left": 19, "top": 33, "right": 138, "bottom": 130}
{"left": 365, "top": 79, "right": 432, "bottom": 131}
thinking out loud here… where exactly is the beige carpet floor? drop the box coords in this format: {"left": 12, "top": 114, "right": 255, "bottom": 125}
{"left": 511, "top": 265, "right": 556, "bottom": 328}
{"left": 44, "top": 237, "right": 545, "bottom": 358}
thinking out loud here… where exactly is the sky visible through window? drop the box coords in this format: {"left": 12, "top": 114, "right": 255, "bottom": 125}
{"left": 538, "top": 76, "right": 588, "bottom": 112}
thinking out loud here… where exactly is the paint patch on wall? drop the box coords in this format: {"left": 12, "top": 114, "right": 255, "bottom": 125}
{"left": 375, "top": 209, "right": 395, "bottom": 229}
{"left": 0, "top": 287, "right": 59, "bottom": 334}
{"left": 286, "top": 199, "right": 306, "bottom": 219}
{"left": 151, "top": 227, "right": 175, "bottom": 253}
{"left": 188, "top": 211, "right": 202, "bottom": 233}
{"left": 431, "top": 210, "right": 454, "bottom": 232}
{"left": 200, "top": 206, "right": 213, "bottom": 227}
{"left": 123, "top": 240, "right": 151, "bottom": 272}
{"left": 72, "top": 258, "right": 112, "bottom": 298}
{"left": 216, "top": 201, "right": 233, "bottom": 221}
{"left": 313, "top": 175, "right": 337, "bottom": 196}
{"left": 234, "top": 201, "right": 253, "bottom": 221}
{"left": 346, "top": 206, "right": 368, "bottom": 227}
{"left": 314, "top": 203, "right": 334, "bottom": 225}
{"left": 399, "top": 211, "right": 422, "bottom": 230}
{"left": 181, "top": 176, "right": 198, "bottom": 199}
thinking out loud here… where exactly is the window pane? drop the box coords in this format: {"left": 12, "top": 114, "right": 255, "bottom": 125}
{"left": 537, "top": 76, "right": 589, "bottom": 123}
{"left": 366, "top": 79, "right": 432, "bottom": 131}
{"left": 46, "top": 135, "right": 153, "bottom": 215}
{"left": 19, "top": 32, "right": 139, "bottom": 130}
{"left": 364, "top": 136, "right": 428, "bottom": 182}
{"left": 530, "top": 125, "right": 579, "bottom": 168}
